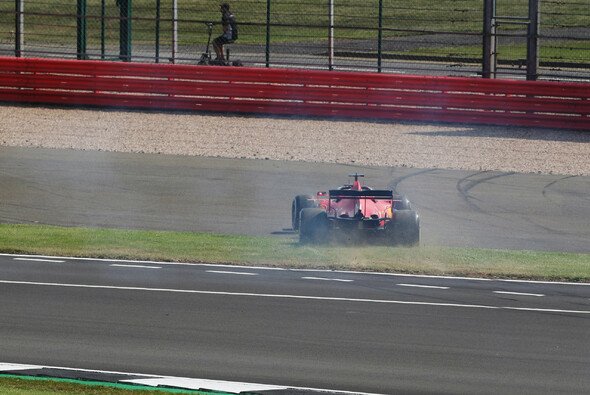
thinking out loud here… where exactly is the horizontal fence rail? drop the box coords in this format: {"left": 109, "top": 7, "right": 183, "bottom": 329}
{"left": 0, "top": 57, "right": 588, "bottom": 130}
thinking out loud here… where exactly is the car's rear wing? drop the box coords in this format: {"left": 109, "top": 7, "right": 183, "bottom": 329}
{"left": 328, "top": 190, "right": 393, "bottom": 199}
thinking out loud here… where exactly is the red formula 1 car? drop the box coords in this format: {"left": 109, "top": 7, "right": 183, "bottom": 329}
{"left": 291, "top": 174, "right": 420, "bottom": 245}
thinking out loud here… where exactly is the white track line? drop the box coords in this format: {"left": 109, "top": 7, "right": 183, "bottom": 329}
{"left": 0, "top": 362, "right": 382, "bottom": 395}
{"left": 397, "top": 283, "right": 449, "bottom": 290}
{"left": 0, "top": 363, "right": 41, "bottom": 371}
{"left": 494, "top": 291, "right": 545, "bottom": 297}
{"left": 13, "top": 258, "right": 65, "bottom": 263}
{"left": 302, "top": 277, "right": 354, "bottom": 282}
{"left": 110, "top": 264, "right": 161, "bottom": 269}
{"left": 2, "top": 253, "right": 589, "bottom": 286}
{"left": 206, "top": 270, "right": 258, "bottom": 276}
{"left": 121, "top": 377, "right": 286, "bottom": 392}
{"left": 1, "top": 279, "right": 589, "bottom": 314}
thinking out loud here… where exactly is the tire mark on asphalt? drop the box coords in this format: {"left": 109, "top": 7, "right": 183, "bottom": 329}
{"left": 542, "top": 175, "right": 577, "bottom": 198}
{"left": 387, "top": 169, "right": 523, "bottom": 237}
{"left": 456, "top": 171, "right": 516, "bottom": 213}
{"left": 387, "top": 168, "right": 437, "bottom": 195}
{"left": 541, "top": 175, "right": 590, "bottom": 213}
{"left": 526, "top": 175, "right": 588, "bottom": 235}
{"left": 458, "top": 172, "right": 580, "bottom": 236}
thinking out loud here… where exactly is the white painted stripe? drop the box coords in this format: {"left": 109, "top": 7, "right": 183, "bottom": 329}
{"left": 398, "top": 283, "right": 450, "bottom": 290}
{"left": 494, "top": 291, "right": 545, "bottom": 297}
{"left": 13, "top": 258, "right": 65, "bottom": 263}
{"left": 0, "top": 253, "right": 288, "bottom": 273}
{"left": 121, "top": 377, "right": 286, "bottom": 392}
{"left": 0, "top": 362, "right": 383, "bottom": 395}
{"left": 206, "top": 270, "right": 258, "bottom": 276}
{"left": 1, "top": 279, "right": 589, "bottom": 314}
{"left": 1, "top": 253, "right": 589, "bottom": 286}
{"left": 0, "top": 363, "right": 42, "bottom": 371}
{"left": 302, "top": 277, "right": 354, "bottom": 283}
{"left": 110, "top": 264, "right": 161, "bottom": 269}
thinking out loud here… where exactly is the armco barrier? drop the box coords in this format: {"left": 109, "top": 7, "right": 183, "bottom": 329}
{"left": 0, "top": 57, "right": 588, "bottom": 130}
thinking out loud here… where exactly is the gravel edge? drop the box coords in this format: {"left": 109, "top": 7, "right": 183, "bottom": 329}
{"left": 1, "top": 104, "right": 589, "bottom": 176}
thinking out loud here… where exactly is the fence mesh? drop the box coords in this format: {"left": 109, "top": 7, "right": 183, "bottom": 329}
{"left": 0, "top": 0, "right": 588, "bottom": 80}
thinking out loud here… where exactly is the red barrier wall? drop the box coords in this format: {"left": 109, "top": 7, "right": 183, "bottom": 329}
{"left": 0, "top": 57, "right": 588, "bottom": 130}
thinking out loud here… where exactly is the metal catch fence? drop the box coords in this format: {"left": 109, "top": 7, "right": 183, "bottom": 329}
{"left": 0, "top": 0, "right": 588, "bottom": 80}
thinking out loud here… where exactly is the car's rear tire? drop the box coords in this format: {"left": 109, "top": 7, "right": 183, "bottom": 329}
{"left": 389, "top": 210, "right": 420, "bottom": 246}
{"left": 393, "top": 195, "right": 412, "bottom": 211}
{"left": 299, "top": 208, "right": 329, "bottom": 244}
{"left": 292, "top": 195, "right": 315, "bottom": 231}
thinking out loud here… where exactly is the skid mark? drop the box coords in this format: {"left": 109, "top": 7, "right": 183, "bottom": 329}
{"left": 456, "top": 171, "right": 516, "bottom": 213}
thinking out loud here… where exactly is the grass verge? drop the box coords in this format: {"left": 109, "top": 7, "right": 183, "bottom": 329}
{"left": 0, "top": 375, "right": 215, "bottom": 395}
{"left": 1, "top": 224, "right": 589, "bottom": 282}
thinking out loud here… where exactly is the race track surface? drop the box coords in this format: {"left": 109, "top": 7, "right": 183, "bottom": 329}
{"left": 1, "top": 255, "right": 589, "bottom": 394}
{"left": 0, "top": 146, "right": 589, "bottom": 252}
{"left": 1, "top": 146, "right": 590, "bottom": 394}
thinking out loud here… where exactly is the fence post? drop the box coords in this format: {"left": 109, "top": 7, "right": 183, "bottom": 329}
{"left": 172, "top": 0, "right": 178, "bottom": 63}
{"left": 266, "top": 0, "right": 271, "bottom": 67}
{"left": 118, "top": 0, "right": 132, "bottom": 61}
{"left": 526, "top": 0, "right": 540, "bottom": 81}
{"left": 101, "top": 0, "right": 106, "bottom": 59}
{"left": 15, "top": 0, "right": 24, "bottom": 57}
{"left": 328, "top": 0, "right": 334, "bottom": 70}
{"left": 77, "top": 0, "right": 88, "bottom": 60}
{"left": 377, "top": 0, "right": 383, "bottom": 72}
{"left": 482, "top": 0, "right": 496, "bottom": 78}
{"left": 155, "top": 0, "right": 161, "bottom": 63}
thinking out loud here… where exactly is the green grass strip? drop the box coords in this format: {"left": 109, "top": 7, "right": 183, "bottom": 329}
{"left": 1, "top": 224, "right": 589, "bottom": 282}
{"left": 405, "top": 41, "right": 590, "bottom": 63}
{"left": 0, "top": 374, "right": 227, "bottom": 395}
